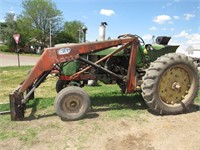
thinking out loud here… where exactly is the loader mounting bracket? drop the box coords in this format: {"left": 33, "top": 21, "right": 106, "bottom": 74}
{"left": 9, "top": 91, "right": 25, "bottom": 121}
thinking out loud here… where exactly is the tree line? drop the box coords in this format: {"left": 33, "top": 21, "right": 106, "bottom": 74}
{"left": 0, "top": 0, "right": 85, "bottom": 53}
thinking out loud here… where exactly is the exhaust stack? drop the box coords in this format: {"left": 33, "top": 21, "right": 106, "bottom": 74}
{"left": 99, "top": 22, "right": 107, "bottom": 41}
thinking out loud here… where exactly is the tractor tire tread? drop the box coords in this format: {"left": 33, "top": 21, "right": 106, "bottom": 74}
{"left": 141, "top": 53, "right": 199, "bottom": 115}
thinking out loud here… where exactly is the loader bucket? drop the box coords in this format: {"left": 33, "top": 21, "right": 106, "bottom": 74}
{"left": 9, "top": 91, "right": 25, "bottom": 121}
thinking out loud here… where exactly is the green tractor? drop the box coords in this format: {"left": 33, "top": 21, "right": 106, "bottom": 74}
{"left": 55, "top": 34, "right": 199, "bottom": 118}
{"left": 10, "top": 34, "right": 199, "bottom": 121}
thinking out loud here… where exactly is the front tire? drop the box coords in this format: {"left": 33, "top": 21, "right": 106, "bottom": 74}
{"left": 141, "top": 53, "right": 199, "bottom": 115}
{"left": 54, "top": 86, "right": 91, "bottom": 120}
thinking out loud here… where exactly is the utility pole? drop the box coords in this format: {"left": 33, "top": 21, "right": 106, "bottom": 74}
{"left": 78, "top": 29, "right": 81, "bottom": 43}
{"left": 47, "top": 18, "right": 53, "bottom": 47}
{"left": 49, "top": 19, "right": 52, "bottom": 47}
{"left": 0, "top": 22, "right": 2, "bottom": 43}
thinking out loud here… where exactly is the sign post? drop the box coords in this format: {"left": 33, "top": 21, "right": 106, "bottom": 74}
{"left": 13, "top": 34, "right": 20, "bottom": 67}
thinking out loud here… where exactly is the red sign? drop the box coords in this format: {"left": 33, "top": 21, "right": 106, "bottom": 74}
{"left": 13, "top": 34, "right": 20, "bottom": 44}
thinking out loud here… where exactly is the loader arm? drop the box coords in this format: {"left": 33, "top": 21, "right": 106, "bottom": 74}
{"left": 19, "top": 37, "right": 135, "bottom": 93}
{"left": 9, "top": 37, "right": 138, "bottom": 121}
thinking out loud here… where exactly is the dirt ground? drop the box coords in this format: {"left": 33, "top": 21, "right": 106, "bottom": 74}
{"left": 1, "top": 104, "right": 200, "bottom": 150}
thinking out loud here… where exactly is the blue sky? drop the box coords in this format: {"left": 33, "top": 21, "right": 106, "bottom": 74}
{"left": 0, "top": 0, "right": 199, "bottom": 46}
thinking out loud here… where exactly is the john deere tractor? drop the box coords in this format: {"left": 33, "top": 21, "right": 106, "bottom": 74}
{"left": 10, "top": 34, "right": 199, "bottom": 121}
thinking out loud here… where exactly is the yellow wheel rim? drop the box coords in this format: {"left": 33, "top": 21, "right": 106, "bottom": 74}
{"left": 159, "top": 65, "right": 191, "bottom": 105}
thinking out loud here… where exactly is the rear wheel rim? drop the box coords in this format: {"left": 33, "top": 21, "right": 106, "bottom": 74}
{"left": 159, "top": 65, "right": 191, "bottom": 105}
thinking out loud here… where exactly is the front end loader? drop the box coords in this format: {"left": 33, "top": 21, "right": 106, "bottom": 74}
{"left": 9, "top": 34, "right": 199, "bottom": 121}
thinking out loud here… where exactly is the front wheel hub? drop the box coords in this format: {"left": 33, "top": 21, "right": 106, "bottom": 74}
{"left": 64, "top": 96, "right": 81, "bottom": 112}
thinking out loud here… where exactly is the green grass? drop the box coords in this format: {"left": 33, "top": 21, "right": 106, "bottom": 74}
{"left": 0, "top": 66, "right": 33, "bottom": 103}
{"left": 0, "top": 66, "right": 199, "bottom": 145}
{"left": 0, "top": 127, "right": 38, "bottom": 145}
{"left": 0, "top": 130, "right": 19, "bottom": 140}
{"left": 0, "top": 103, "right": 10, "bottom": 112}
{"left": 0, "top": 65, "right": 147, "bottom": 118}
{"left": 0, "top": 66, "right": 199, "bottom": 114}
{"left": 19, "top": 128, "right": 38, "bottom": 145}
{"left": 0, "top": 115, "right": 37, "bottom": 144}
{"left": 195, "top": 90, "right": 200, "bottom": 104}
{"left": 0, "top": 117, "right": 38, "bottom": 145}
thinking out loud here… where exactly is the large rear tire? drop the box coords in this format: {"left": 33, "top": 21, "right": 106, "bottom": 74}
{"left": 56, "top": 80, "right": 69, "bottom": 93}
{"left": 141, "top": 53, "right": 199, "bottom": 115}
{"left": 54, "top": 86, "right": 91, "bottom": 120}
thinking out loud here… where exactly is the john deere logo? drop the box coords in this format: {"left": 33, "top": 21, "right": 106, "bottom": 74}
{"left": 58, "top": 48, "right": 71, "bottom": 55}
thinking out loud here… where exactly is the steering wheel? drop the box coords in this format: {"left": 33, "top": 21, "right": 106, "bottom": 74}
{"left": 134, "top": 35, "right": 145, "bottom": 46}
{"left": 118, "top": 34, "right": 145, "bottom": 46}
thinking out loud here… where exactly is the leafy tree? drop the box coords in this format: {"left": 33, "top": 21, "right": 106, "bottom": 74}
{"left": 54, "top": 31, "right": 76, "bottom": 44}
{"left": 1, "top": 13, "right": 17, "bottom": 47}
{"left": 21, "top": 0, "right": 63, "bottom": 47}
{"left": 64, "top": 21, "right": 85, "bottom": 43}
{"left": 0, "top": 22, "right": 7, "bottom": 43}
{"left": 16, "top": 15, "right": 34, "bottom": 47}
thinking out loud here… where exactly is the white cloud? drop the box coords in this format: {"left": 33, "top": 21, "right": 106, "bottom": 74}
{"left": 174, "top": 30, "right": 189, "bottom": 38}
{"left": 153, "top": 15, "right": 171, "bottom": 24}
{"left": 100, "top": 9, "right": 115, "bottom": 16}
{"left": 186, "top": 39, "right": 200, "bottom": 45}
{"left": 168, "top": 39, "right": 180, "bottom": 45}
{"left": 174, "top": 30, "right": 200, "bottom": 46}
{"left": 170, "top": 28, "right": 175, "bottom": 31}
{"left": 149, "top": 26, "right": 157, "bottom": 31}
{"left": 188, "top": 33, "right": 200, "bottom": 43}
{"left": 142, "top": 34, "right": 153, "bottom": 43}
{"left": 162, "top": 28, "right": 167, "bottom": 31}
{"left": 184, "top": 13, "right": 195, "bottom": 20}
{"left": 173, "top": 16, "right": 180, "bottom": 19}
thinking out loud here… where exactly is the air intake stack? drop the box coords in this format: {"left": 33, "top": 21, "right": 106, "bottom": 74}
{"left": 99, "top": 22, "right": 107, "bottom": 41}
